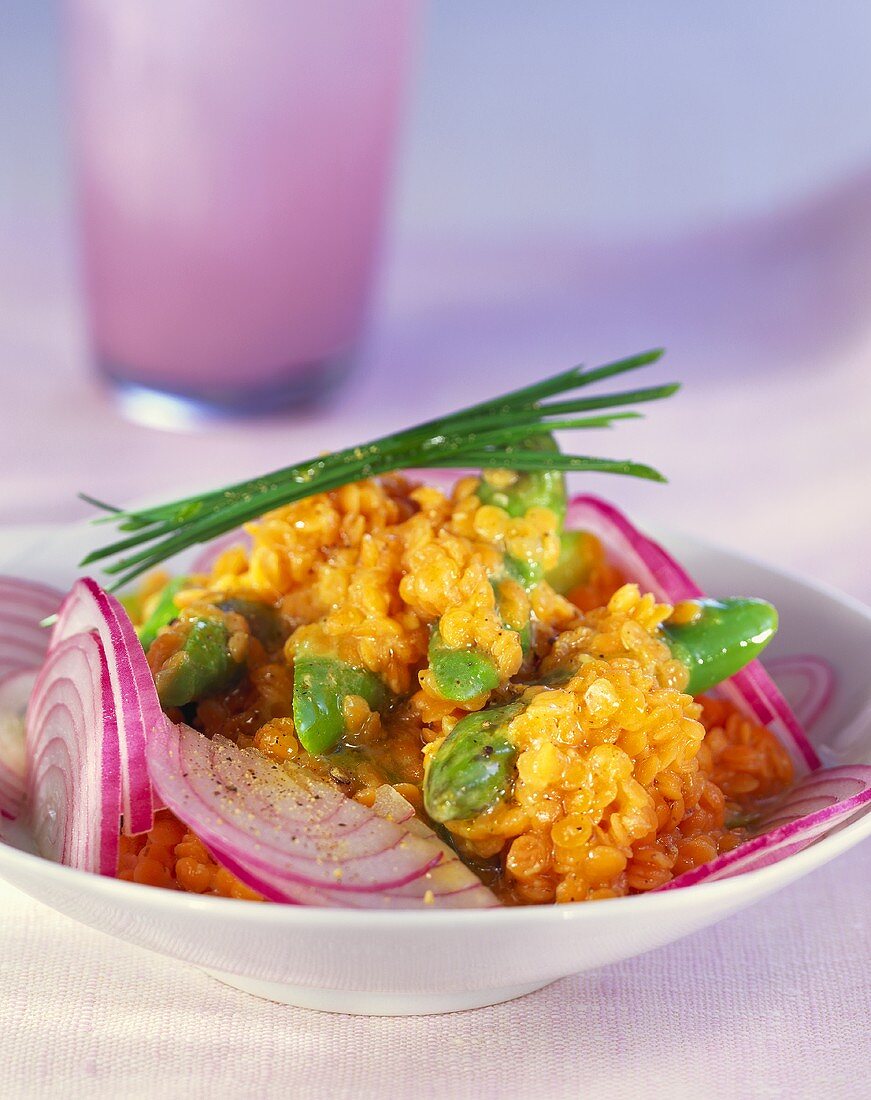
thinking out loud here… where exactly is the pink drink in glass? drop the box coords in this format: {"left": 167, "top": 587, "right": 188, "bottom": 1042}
{"left": 65, "top": 0, "right": 418, "bottom": 412}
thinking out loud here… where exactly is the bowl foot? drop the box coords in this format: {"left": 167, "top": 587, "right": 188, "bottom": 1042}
{"left": 203, "top": 968, "right": 552, "bottom": 1015}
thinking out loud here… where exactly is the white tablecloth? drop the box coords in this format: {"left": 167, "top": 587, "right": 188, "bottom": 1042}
{"left": 1, "top": 842, "right": 869, "bottom": 1099}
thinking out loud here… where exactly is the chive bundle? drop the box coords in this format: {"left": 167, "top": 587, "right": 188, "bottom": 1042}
{"left": 81, "top": 349, "right": 677, "bottom": 588}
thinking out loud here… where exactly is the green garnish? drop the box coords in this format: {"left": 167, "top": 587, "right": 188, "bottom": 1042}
{"left": 80, "top": 349, "right": 677, "bottom": 588}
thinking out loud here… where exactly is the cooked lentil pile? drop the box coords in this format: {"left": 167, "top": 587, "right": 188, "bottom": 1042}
{"left": 123, "top": 474, "right": 792, "bottom": 903}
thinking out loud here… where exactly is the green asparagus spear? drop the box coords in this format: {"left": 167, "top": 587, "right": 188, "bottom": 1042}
{"left": 292, "top": 655, "right": 389, "bottom": 755}
{"left": 145, "top": 589, "right": 285, "bottom": 707}
{"left": 138, "top": 576, "right": 286, "bottom": 656}
{"left": 156, "top": 613, "right": 244, "bottom": 709}
{"left": 544, "top": 529, "right": 597, "bottom": 595}
{"left": 217, "top": 598, "right": 287, "bottom": 652}
{"left": 423, "top": 700, "right": 526, "bottom": 823}
{"left": 476, "top": 435, "right": 567, "bottom": 524}
{"left": 137, "top": 576, "right": 189, "bottom": 651}
{"left": 426, "top": 576, "right": 534, "bottom": 703}
{"left": 661, "top": 597, "right": 777, "bottom": 696}
{"left": 427, "top": 628, "right": 501, "bottom": 702}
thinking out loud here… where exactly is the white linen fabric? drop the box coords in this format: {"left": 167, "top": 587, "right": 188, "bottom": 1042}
{"left": 0, "top": 841, "right": 869, "bottom": 1099}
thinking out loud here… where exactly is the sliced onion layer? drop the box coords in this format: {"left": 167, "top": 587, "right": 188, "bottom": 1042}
{"left": 566, "top": 495, "right": 821, "bottom": 774}
{"left": 147, "top": 723, "right": 441, "bottom": 893}
{"left": 369, "top": 786, "right": 499, "bottom": 907}
{"left": 147, "top": 722, "right": 500, "bottom": 907}
{"left": 51, "top": 578, "right": 156, "bottom": 835}
{"left": 0, "top": 670, "right": 37, "bottom": 820}
{"left": 226, "top": 786, "right": 501, "bottom": 908}
{"left": 765, "top": 654, "right": 836, "bottom": 732}
{"left": 662, "top": 765, "right": 871, "bottom": 889}
{"left": 0, "top": 576, "right": 62, "bottom": 679}
{"left": 25, "top": 632, "right": 121, "bottom": 875}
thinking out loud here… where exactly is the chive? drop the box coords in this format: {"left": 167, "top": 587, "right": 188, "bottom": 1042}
{"left": 80, "top": 350, "right": 676, "bottom": 588}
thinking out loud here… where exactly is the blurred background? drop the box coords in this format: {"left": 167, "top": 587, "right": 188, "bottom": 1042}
{"left": 2, "top": 1, "right": 870, "bottom": 597}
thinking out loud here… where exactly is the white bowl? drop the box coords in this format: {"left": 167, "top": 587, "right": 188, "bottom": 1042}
{"left": 0, "top": 523, "right": 869, "bottom": 1016}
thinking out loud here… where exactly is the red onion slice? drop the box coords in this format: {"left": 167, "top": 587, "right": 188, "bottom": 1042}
{"left": 51, "top": 578, "right": 156, "bottom": 835}
{"left": 147, "top": 723, "right": 448, "bottom": 900}
{"left": 765, "top": 654, "right": 836, "bottom": 732}
{"left": 0, "top": 576, "right": 62, "bottom": 678}
{"left": 25, "top": 632, "right": 121, "bottom": 875}
{"left": 661, "top": 765, "right": 871, "bottom": 889}
{"left": 566, "top": 495, "right": 821, "bottom": 774}
{"left": 0, "top": 670, "right": 36, "bottom": 820}
{"left": 227, "top": 786, "right": 500, "bottom": 908}
{"left": 368, "top": 786, "right": 499, "bottom": 908}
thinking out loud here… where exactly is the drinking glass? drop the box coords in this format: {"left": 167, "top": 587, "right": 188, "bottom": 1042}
{"left": 64, "top": 0, "right": 418, "bottom": 416}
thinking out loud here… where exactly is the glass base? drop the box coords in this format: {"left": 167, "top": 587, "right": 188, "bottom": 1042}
{"left": 99, "top": 353, "right": 353, "bottom": 429}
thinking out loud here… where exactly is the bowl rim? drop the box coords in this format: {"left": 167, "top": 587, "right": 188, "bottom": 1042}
{"left": 2, "top": 802, "right": 870, "bottom": 927}
{"left": 649, "top": 519, "right": 871, "bottom": 624}
{"left": 1, "top": 520, "right": 870, "bottom": 927}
